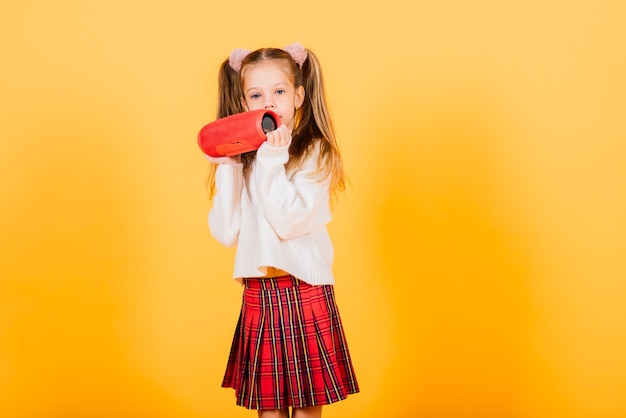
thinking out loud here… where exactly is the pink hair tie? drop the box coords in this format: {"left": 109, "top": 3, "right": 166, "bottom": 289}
{"left": 228, "top": 48, "right": 251, "bottom": 72}
{"left": 283, "top": 43, "right": 308, "bottom": 67}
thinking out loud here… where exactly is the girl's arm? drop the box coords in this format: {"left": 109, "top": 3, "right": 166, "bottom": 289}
{"left": 254, "top": 141, "right": 332, "bottom": 240}
{"left": 208, "top": 162, "right": 244, "bottom": 247}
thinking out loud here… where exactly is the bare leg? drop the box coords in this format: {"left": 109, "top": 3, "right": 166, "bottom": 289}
{"left": 258, "top": 409, "right": 289, "bottom": 418}
{"left": 292, "top": 406, "right": 322, "bottom": 418}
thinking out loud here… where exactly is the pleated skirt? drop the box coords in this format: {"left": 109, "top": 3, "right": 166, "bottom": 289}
{"left": 222, "top": 275, "right": 359, "bottom": 410}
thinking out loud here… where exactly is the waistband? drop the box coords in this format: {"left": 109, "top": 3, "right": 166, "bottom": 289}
{"left": 244, "top": 275, "right": 301, "bottom": 290}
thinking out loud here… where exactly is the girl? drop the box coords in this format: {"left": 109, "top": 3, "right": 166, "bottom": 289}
{"left": 204, "top": 43, "right": 359, "bottom": 418}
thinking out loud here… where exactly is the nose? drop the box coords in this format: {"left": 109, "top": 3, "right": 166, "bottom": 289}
{"left": 264, "top": 99, "right": 275, "bottom": 109}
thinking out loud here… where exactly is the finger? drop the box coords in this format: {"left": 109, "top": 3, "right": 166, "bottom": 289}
{"left": 276, "top": 127, "right": 291, "bottom": 145}
{"left": 277, "top": 125, "right": 292, "bottom": 136}
{"left": 265, "top": 128, "right": 291, "bottom": 147}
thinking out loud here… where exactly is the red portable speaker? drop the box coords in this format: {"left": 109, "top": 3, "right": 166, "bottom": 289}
{"left": 197, "top": 109, "right": 281, "bottom": 157}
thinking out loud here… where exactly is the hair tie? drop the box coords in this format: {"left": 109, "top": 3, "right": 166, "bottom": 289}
{"left": 228, "top": 48, "right": 251, "bottom": 72}
{"left": 283, "top": 43, "right": 308, "bottom": 67}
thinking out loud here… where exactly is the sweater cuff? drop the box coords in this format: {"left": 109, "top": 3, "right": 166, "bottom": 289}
{"left": 216, "top": 163, "right": 244, "bottom": 183}
{"left": 257, "top": 142, "right": 289, "bottom": 164}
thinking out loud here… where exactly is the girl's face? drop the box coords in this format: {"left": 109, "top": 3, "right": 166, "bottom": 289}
{"left": 240, "top": 60, "right": 304, "bottom": 130}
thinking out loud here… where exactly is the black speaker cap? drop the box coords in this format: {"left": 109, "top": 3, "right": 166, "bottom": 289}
{"left": 261, "top": 113, "right": 277, "bottom": 133}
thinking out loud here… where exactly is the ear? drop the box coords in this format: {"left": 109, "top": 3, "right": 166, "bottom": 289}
{"left": 294, "top": 85, "right": 305, "bottom": 109}
{"left": 240, "top": 97, "right": 248, "bottom": 111}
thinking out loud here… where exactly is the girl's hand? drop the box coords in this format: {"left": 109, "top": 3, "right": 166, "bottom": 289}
{"left": 204, "top": 154, "right": 241, "bottom": 165}
{"left": 265, "top": 125, "right": 292, "bottom": 148}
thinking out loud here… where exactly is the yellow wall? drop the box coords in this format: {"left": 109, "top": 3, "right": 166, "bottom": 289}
{"left": 1, "top": 1, "right": 625, "bottom": 417}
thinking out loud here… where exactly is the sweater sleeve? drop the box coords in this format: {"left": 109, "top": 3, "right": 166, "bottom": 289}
{"left": 208, "top": 163, "right": 244, "bottom": 247}
{"left": 254, "top": 142, "right": 332, "bottom": 240}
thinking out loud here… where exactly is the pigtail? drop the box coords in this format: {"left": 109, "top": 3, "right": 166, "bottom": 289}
{"left": 217, "top": 59, "right": 245, "bottom": 118}
{"left": 207, "top": 59, "right": 246, "bottom": 198}
{"left": 292, "top": 49, "right": 346, "bottom": 201}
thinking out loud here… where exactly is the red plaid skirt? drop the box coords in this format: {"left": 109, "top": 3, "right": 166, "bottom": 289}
{"left": 222, "top": 275, "right": 359, "bottom": 409}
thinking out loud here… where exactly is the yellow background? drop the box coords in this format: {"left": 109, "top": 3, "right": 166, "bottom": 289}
{"left": 1, "top": 1, "right": 625, "bottom": 417}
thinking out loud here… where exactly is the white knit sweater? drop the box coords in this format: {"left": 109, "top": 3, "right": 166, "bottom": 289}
{"left": 208, "top": 141, "right": 335, "bottom": 285}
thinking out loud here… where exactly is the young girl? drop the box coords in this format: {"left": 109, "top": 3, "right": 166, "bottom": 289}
{"left": 204, "top": 43, "right": 359, "bottom": 418}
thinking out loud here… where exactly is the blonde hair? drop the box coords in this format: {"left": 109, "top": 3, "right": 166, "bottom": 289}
{"left": 206, "top": 46, "right": 346, "bottom": 203}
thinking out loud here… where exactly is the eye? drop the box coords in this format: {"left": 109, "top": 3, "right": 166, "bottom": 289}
{"left": 250, "top": 93, "right": 261, "bottom": 100}
{"left": 275, "top": 89, "right": 286, "bottom": 95}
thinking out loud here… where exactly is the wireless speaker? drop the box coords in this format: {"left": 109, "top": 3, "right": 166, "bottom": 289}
{"left": 198, "top": 109, "right": 281, "bottom": 157}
